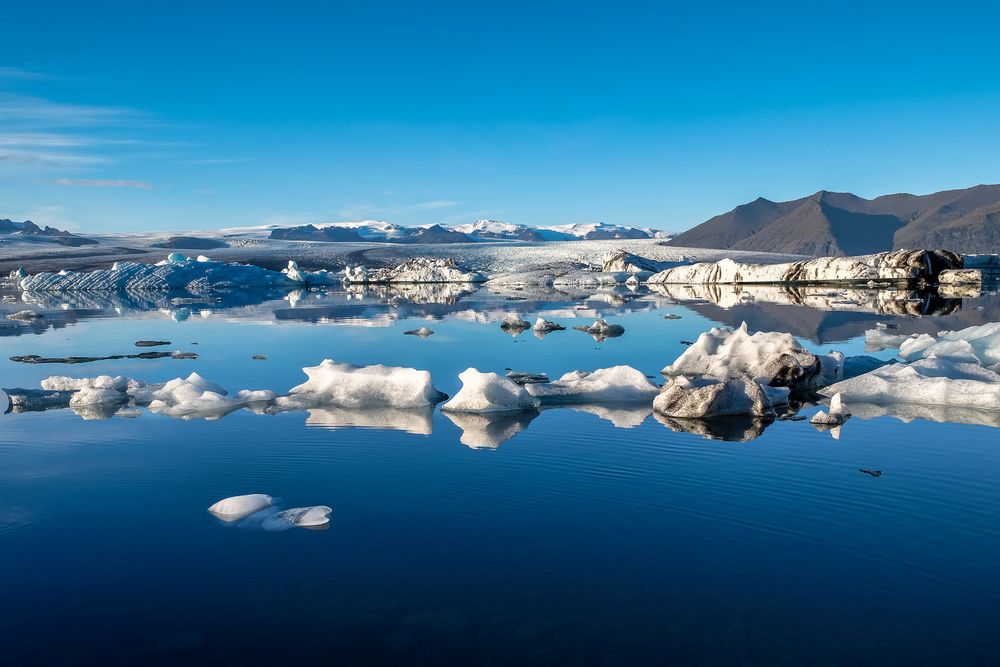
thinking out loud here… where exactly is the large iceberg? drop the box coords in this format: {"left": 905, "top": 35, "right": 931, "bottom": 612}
{"left": 661, "top": 322, "right": 841, "bottom": 390}
{"left": 646, "top": 250, "right": 960, "bottom": 285}
{"left": 897, "top": 322, "right": 1000, "bottom": 367}
{"left": 208, "top": 494, "right": 274, "bottom": 521}
{"left": 653, "top": 377, "right": 776, "bottom": 419}
{"left": 441, "top": 368, "right": 541, "bottom": 413}
{"left": 524, "top": 366, "right": 658, "bottom": 405}
{"left": 19, "top": 255, "right": 335, "bottom": 292}
{"left": 276, "top": 360, "right": 446, "bottom": 410}
{"left": 343, "top": 258, "right": 485, "bottom": 284}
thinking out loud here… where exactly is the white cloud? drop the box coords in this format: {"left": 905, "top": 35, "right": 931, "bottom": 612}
{"left": 45, "top": 178, "right": 153, "bottom": 189}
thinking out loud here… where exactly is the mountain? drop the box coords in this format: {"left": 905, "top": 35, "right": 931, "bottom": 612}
{"left": 0, "top": 218, "right": 98, "bottom": 246}
{"left": 668, "top": 184, "right": 1000, "bottom": 255}
{"left": 269, "top": 224, "right": 365, "bottom": 242}
{"left": 255, "top": 219, "right": 666, "bottom": 244}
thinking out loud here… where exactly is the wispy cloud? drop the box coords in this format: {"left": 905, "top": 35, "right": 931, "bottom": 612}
{"left": 401, "top": 200, "right": 459, "bottom": 212}
{"left": 0, "top": 67, "right": 47, "bottom": 80}
{"left": 0, "top": 93, "right": 139, "bottom": 126}
{"left": 183, "top": 157, "right": 250, "bottom": 165}
{"left": 45, "top": 178, "right": 153, "bottom": 189}
{"left": 0, "top": 149, "right": 108, "bottom": 167}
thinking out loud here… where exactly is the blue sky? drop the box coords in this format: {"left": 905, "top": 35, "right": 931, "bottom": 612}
{"left": 1, "top": 1, "right": 999, "bottom": 233}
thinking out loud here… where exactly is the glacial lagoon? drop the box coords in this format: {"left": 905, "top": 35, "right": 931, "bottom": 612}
{"left": 2, "top": 282, "right": 1000, "bottom": 665}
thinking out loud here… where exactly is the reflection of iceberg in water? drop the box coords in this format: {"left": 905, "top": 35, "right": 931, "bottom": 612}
{"left": 304, "top": 406, "right": 434, "bottom": 435}
{"left": 847, "top": 402, "right": 1000, "bottom": 429}
{"left": 443, "top": 409, "right": 539, "bottom": 449}
{"left": 653, "top": 412, "right": 773, "bottom": 442}
{"left": 649, "top": 282, "right": 961, "bottom": 316}
{"left": 552, "top": 403, "right": 652, "bottom": 428}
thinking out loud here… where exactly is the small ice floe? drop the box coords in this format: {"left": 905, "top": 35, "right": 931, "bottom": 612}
{"left": 6, "top": 310, "right": 40, "bottom": 321}
{"left": 264, "top": 506, "right": 333, "bottom": 530}
{"left": 811, "top": 393, "right": 851, "bottom": 438}
{"left": 663, "top": 313, "right": 682, "bottom": 320}
{"left": 275, "top": 359, "right": 446, "bottom": 410}
{"left": 506, "top": 370, "right": 550, "bottom": 385}
{"left": 208, "top": 494, "right": 274, "bottom": 521}
{"left": 499, "top": 314, "right": 531, "bottom": 336}
{"left": 441, "top": 368, "right": 541, "bottom": 413}
{"left": 532, "top": 317, "right": 565, "bottom": 336}
{"left": 2, "top": 387, "right": 75, "bottom": 412}
{"left": 525, "top": 366, "right": 658, "bottom": 405}
{"left": 252, "top": 354, "right": 268, "bottom": 360}
{"left": 41, "top": 375, "right": 138, "bottom": 408}
{"left": 875, "top": 322, "right": 898, "bottom": 331}
{"left": 135, "top": 340, "right": 171, "bottom": 347}
{"left": 859, "top": 468, "right": 883, "bottom": 477}
{"left": 573, "top": 319, "right": 625, "bottom": 341}
{"left": 138, "top": 373, "right": 276, "bottom": 419}
{"left": 404, "top": 327, "right": 434, "bottom": 337}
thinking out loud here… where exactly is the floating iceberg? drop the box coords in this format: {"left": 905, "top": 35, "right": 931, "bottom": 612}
{"left": 573, "top": 319, "right": 625, "bottom": 341}
{"left": 810, "top": 392, "right": 850, "bottom": 426}
{"left": 277, "top": 359, "right": 446, "bottom": 410}
{"left": 441, "top": 368, "right": 541, "bottom": 413}
{"left": 661, "top": 322, "right": 841, "bottom": 390}
{"left": 532, "top": 317, "right": 565, "bottom": 333}
{"left": 600, "top": 249, "right": 683, "bottom": 274}
{"left": 343, "top": 258, "right": 485, "bottom": 284}
{"left": 653, "top": 376, "right": 775, "bottom": 419}
{"left": 270, "top": 505, "right": 332, "bottom": 528}
{"left": 208, "top": 494, "right": 274, "bottom": 521}
{"left": 820, "top": 357, "right": 1000, "bottom": 411}
{"left": 897, "top": 322, "right": 1000, "bottom": 367}
{"left": 403, "top": 327, "right": 434, "bottom": 337}
{"left": 19, "top": 255, "right": 335, "bottom": 292}
{"left": 499, "top": 313, "right": 531, "bottom": 334}
{"left": 525, "top": 366, "right": 658, "bottom": 405}
{"left": 647, "top": 250, "right": 960, "bottom": 285}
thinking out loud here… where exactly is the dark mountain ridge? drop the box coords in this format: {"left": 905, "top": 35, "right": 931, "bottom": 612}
{"left": 669, "top": 184, "right": 1000, "bottom": 255}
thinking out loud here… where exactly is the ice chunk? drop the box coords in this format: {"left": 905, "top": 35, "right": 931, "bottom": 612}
{"left": 864, "top": 329, "right": 916, "bottom": 352}
{"left": 441, "top": 368, "right": 541, "bottom": 413}
{"left": 532, "top": 317, "right": 565, "bottom": 333}
{"left": 811, "top": 392, "right": 850, "bottom": 426}
{"left": 653, "top": 376, "right": 775, "bottom": 418}
{"left": 403, "top": 327, "right": 434, "bottom": 337}
{"left": 897, "top": 322, "right": 1000, "bottom": 367}
{"left": 6, "top": 310, "right": 39, "bottom": 321}
{"left": 820, "top": 357, "right": 1000, "bottom": 411}
{"left": 661, "top": 322, "right": 839, "bottom": 389}
{"left": 572, "top": 319, "right": 625, "bottom": 341}
{"left": 525, "top": 365, "right": 658, "bottom": 404}
{"left": 499, "top": 313, "right": 531, "bottom": 334}
{"left": 208, "top": 494, "right": 274, "bottom": 521}
{"left": 279, "top": 359, "right": 446, "bottom": 409}
{"left": 271, "top": 505, "right": 332, "bottom": 528}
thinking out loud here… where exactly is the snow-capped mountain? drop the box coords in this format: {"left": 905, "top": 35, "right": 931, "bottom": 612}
{"left": 225, "top": 218, "right": 668, "bottom": 244}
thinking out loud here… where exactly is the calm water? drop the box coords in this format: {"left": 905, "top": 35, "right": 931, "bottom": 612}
{"left": 2, "top": 284, "right": 999, "bottom": 666}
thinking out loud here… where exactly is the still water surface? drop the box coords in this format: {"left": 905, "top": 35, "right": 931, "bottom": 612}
{"left": 1, "top": 285, "right": 999, "bottom": 665}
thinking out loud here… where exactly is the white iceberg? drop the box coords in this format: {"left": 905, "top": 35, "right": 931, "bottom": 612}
{"left": 270, "top": 505, "right": 332, "bottom": 528}
{"left": 525, "top": 366, "right": 658, "bottom": 405}
{"left": 820, "top": 357, "right": 1000, "bottom": 411}
{"left": 573, "top": 319, "right": 625, "bottom": 340}
{"left": 499, "top": 313, "right": 531, "bottom": 334}
{"left": 441, "top": 368, "right": 541, "bottom": 413}
{"left": 343, "top": 258, "right": 485, "bottom": 284}
{"left": 810, "top": 392, "right": 850, "bottom": 426}
{"left": 277, "top": 359, "right": 446, "bottom": 410}
{"left": 897, "top": 322, "right": 1000, "bottom": 367}
{"left": 661, "top": 322, "right": 841, "bottom": 390}
{"left": 208, "top": 494, "right": 274, "bottom": 521}
{"left": 532, "top": 317, "right": 565, "bottom": 333}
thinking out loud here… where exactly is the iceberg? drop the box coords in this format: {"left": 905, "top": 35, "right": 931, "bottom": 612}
{"left": 525, "top": 366, "right": 658, "bottom": 405}
{"left": 343, "top": 258, "right": 485, "bottom": 284}
{"left": 810, "top": 392, "right": 850, "bottom": 426}
{"left": 277, "top": 359, "right": 446, "bottom": 410}
{"left": 820, "top": 357, "right": 1000, "bottom": 411}
{"left": 499, "top": 313, "right": 531, "bottom": 335}
{"left": 403, "top": 327, "right": 434, "bottom": 337}
{"left": 653, "top": 376, "right": 775, "bottom": 418}
{"left": 208, "top": 494, "right": 274, "bottom": 521}
{"left": 273, "top": 505, "right": 332, "bottom": 528}
{"left": 646, "top": 250, "right": 960, "bottom": 285}
{"left": 532, "top": 317, "right": 565, "bottom": 333}
{"left": 661, "top": 322, "right": 841, "bottom": 390}
{"left": 572, "top": 319, "right": 625, "bottom": 341}
{"left": 441, "top": 368, "right": 541, "bottom": 413}
{"left": 897, "top": 322, "right": 1000, "bottom": 367}
{"left": 19, "top": 254, "right": 334, "bottom": 292}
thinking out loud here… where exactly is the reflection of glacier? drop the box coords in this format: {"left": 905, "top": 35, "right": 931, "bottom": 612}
{"left": 304, "top": 407, "right": 434, "bottom": 435}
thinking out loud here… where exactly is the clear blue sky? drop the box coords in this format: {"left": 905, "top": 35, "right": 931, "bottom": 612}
{"left": 2, "top": 1, "right": 999, "bottom": 233}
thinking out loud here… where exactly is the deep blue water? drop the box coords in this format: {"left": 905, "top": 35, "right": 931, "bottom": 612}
{"left": 1, "top": 286, "right": 999, "bottom": 665}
